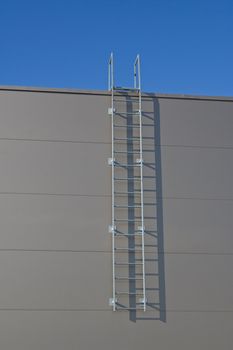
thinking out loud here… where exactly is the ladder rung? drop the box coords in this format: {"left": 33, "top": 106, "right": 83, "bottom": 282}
{"left": 115, "top": 262, "right": 143, "bottom": 265}
{"left": 115, "top": 307, "right": 144, "bottom": 311}
{"left": 116, "top": 277, "right": 143, "bottom": 280}
{"left": 115, "top": 233, "right": 142, "bottom": 237}
{"left": 114, "top": 177, "right": 141, "bottom": 181}
{"left": 115, "top": 234, "right": 142, "bottom": 237}
{"left": 113, "top": 86, "right": 140, "bottom": 91}
{"left": 114, "top": 196, "right": 141, "bottom": 199}
{"left": 114, "top": 151, "right": 140, "bottom": 154}
{"left": 113, "top": 99, "right": 140, "bottom": 102}
{"left": 113, "top": 124, "right": 140, "bottom": 128}
{"left": 115, "top": 112, "right": 140, "bottom": 116}
{"left": 114, "top": 163, "right": 141, "bottom": 168}
{"left": 114, "top": 205, "right": 141, "bottom": 208}
{"left": 114, "top": 219, "right": 142, "bottom": 222}
{"left": 114, "top": 191, "right": 141, "bottom": 194}
{"left": 116, "top": 292, "right": 143, "bottom": 295}
{"left": 115, "top": 248, "right": 142, "bottom": 252}
{"left": 114, "top": 137, "right": 140, "bottom": 141}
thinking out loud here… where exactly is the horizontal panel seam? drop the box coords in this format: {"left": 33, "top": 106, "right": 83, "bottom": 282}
{"left": 162, "top": 196, "right": 233, "bottom": 202}
{"left": 0, "top": 249, "right": 231, "bottom": 255}
{"left": 0, "top": 308, "right": 231, "bottom": 313}
{"left": 0, "top": 138, "right": 232, "bottom": 151}
{"left": 0, "top": 192, "right": 111, "bottom": 197}
{"left": 0, "top": 193, "right": 233, "bottom": 202}
{"left": 0, "top": 138, "right": 110, "bottom": 144}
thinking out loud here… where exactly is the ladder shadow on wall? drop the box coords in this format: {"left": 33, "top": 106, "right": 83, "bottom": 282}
{"left": 136, "top": 97, "right": 166, "bottom": 322}
{"left": 118, "top": 95, "right": 166, "bottom": 322}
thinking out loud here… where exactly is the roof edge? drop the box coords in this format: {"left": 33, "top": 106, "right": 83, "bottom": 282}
{"left": 0, "top": 85, "right": 232, "bottom": 102}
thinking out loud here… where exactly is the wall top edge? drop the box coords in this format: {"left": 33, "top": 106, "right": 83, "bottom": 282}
{"left": 0, "top": 85, "right": 233, "bottom": 102}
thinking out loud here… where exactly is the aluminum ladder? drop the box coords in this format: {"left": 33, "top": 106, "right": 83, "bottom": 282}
{"left": 108, "top": 53, "right": 146, "bottom": 312}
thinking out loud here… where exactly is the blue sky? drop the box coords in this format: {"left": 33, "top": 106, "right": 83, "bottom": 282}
{"left": 0, "top": 0, "right": 232, "bottom": 95}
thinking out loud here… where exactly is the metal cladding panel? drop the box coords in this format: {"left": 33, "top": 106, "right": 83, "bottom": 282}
{"left": 0, "top": 252, "right": 111, "bottom": 309}
{"left": 0, "top": 140, "right": 110, "bottom": 195}
{"left": 161, "top": 146, "right": 233, "bottom": 198}
{"left": 0, "top": 87, "right": 232, "bottom": 349}
{"left": 0, "top": 195, "right": 111, "bottom": 251}
{"left": 0, "top": 311, "right": 232, "bottom": 350}
{"left": 163, "top": 198, "right": 233, "bottom": 253}
{"left": 0, "top": 91, "right": 110, "bottom": 143}
{"left": 0, "top": 252, "right": 231, "bottom": 311}
{"left": 158, "top": 98, "right": 233, "bottom": 147}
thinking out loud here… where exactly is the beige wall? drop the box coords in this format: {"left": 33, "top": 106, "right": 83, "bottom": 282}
{"left": 0, "top": 87, "right": 232, "bottom": 349}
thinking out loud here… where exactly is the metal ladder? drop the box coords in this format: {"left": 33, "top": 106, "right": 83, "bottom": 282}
{"left": 108, "top": 53, "right": 146, "bottom": 312}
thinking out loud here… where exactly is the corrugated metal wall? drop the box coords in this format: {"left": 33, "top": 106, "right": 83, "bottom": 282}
{"left": 0, "top": 87, "right": 232, "bottom": 349}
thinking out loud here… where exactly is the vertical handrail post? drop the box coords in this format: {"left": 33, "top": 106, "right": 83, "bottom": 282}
{"left": 135, "top": 55, "right": 146, "bottom": 311}
{"left": 109, "top": 53, "right": 116, "bottom": 311}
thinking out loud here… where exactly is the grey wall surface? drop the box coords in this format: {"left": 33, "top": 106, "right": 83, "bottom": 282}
{"left": 0, "top": 87, "right": 232, "bottom": 349}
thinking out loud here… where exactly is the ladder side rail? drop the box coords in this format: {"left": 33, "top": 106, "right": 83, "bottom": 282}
{"left": 111, "top": 87, "right": 116, "bottom": 311}
{"left": 134, "top": 54, "right": 141, "bottom": 90}
{"left": 137, "top": 55, "right": 146, "bottom": 311}
{"left": 108, "top": 52, "right": 114, "bottom": 91}
{"left": 110, "top": 53, "right": 116, "bottom": 311}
